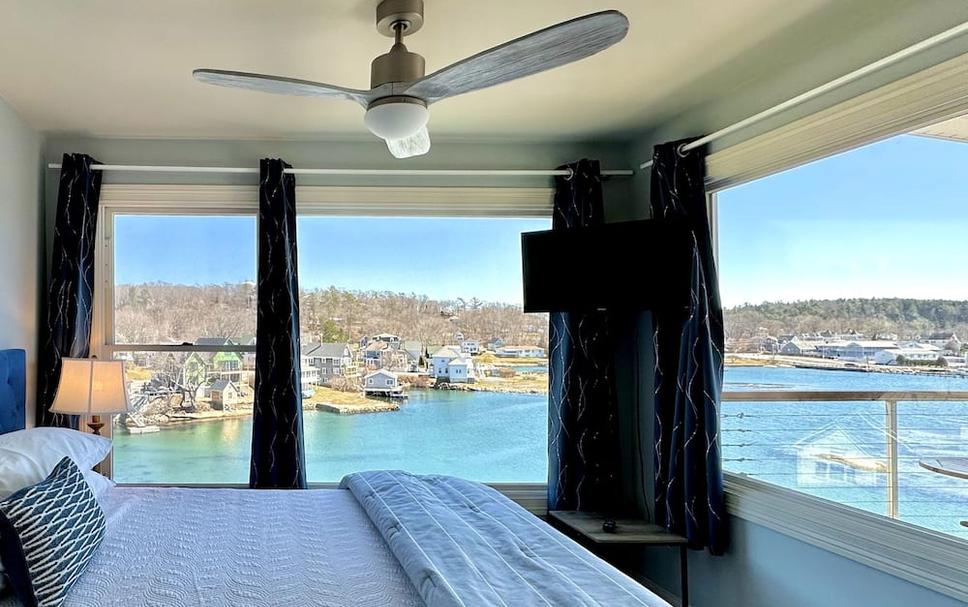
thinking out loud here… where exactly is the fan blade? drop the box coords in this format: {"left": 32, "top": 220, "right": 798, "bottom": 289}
{"left": 385, "top": 127, "right": 431, "bottom": 159}
{"left": 402, "top": 11, "right": 628, "bottom": 104}
{"left": 193, "top": 69, "right": 375, "bottom": 107}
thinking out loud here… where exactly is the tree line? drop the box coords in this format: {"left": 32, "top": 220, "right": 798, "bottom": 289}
{"left": 724, "top": 298, "right": 968, "bottom": 342}
{"left": 114, "top": 282, "right": 548, "bottom": 347}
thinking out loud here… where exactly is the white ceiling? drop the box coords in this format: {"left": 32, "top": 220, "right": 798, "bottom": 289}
{"left": 0, "top": 1, "right": 963, "bottom": 142}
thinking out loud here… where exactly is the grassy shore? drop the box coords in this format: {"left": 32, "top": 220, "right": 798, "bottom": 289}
{"left": 304, "top": 385, "right": 376, "bottom": 406}
{"left": 476, "top": 374, "right": 548, "bottom": 394}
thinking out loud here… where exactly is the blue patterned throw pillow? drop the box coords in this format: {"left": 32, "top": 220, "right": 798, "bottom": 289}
{"left": 0, "top": 457, "right": 105, "bottom": 607}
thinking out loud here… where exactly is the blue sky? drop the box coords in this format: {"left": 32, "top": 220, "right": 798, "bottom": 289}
{"left": 718, "top": 134, "right": 968, "bottom": 307}
{"left": 114, "top": 215, "right": 549, "bottom": 305}
{"left": 114, "top": 133, "right": 967, "bottom": 308}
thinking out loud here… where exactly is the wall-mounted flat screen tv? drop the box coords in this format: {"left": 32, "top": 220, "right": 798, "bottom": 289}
{"left": 521, "top": 219, "right": 692, "bottom": 313}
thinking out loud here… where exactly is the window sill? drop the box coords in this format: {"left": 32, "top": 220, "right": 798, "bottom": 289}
{"left": 725, "top": 473, "right": 968, "bottom": 603}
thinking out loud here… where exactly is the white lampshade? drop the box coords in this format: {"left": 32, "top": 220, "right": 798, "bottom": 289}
{"left": 50, "top": 358, "right": 130, "bottom": 416}
{"left": 364, "top": 100, "right": 429, "bottom": 141}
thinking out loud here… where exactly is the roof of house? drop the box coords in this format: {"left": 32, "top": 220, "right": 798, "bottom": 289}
{"left": 311, "top": 343, "right": 350, "bottom": 358}
{"left": 403, "top": 341, "right": 423, "bottom": 357}
{"left": 431, "top": 347, "right": 461, "bottom": 359}
{"left": 927, "top": 332, "right": 959, "bottom": 340}
{"left": 365, "top": 341, "right": 389, "bottom": 352}
{"left": 364, "top": 369, "right": 398, "bottom": 379}
{"left": 208, "top": 379, "right": 236, "bottom": 392}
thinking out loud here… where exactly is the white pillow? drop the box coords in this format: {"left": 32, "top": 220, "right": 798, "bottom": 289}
{"left": 81, "top": 468, "right": 116, "bottom": 501}
{"left": 0, "top": 427, "right": 112, "bottom": 499}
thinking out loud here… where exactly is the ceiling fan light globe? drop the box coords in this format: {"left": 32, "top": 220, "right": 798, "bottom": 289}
{"left": 386, "top": 127, "right": 431, "bottom": 159}
{"left": 364, "top": 99, "right": 429, "bottom": 140}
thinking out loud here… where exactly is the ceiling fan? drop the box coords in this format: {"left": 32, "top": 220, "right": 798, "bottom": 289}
{"left": 193, "top": 0, "right": 629, "bottom": 158}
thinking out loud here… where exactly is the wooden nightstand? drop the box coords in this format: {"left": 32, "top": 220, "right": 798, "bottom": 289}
{"left": 549, "top": 511, "right": 690, "bottom": 607}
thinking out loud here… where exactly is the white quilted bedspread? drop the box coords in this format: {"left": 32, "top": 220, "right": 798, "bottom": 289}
{"left": 2, "top": 487, "right": 422, "bottom": 607}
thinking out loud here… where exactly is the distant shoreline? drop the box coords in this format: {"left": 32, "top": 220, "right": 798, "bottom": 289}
{"left": 725, "top": 353, "right": 968, "bottom": 378}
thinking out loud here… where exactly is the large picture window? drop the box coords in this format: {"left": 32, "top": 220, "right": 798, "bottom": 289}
{"left": 103, "top": 200, "right": 550, "bottom": 485}
{"left": 717, "top": 116, "right": 968, "bottom": 542}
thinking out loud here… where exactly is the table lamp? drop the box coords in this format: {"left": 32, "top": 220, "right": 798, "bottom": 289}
{"left": 50, "top": 358, "right": 130, "bottom": 435}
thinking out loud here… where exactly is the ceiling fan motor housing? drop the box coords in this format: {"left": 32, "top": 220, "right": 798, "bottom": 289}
{"left": 370, "top": 43, "right": 426, "bottom": 89}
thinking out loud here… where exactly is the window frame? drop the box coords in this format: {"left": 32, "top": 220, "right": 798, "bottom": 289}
{"left": 707, "top": 52, "right": 968, "bottom": 599}
{"left": 94, "top": 184, "right": 553, "bottom": 512}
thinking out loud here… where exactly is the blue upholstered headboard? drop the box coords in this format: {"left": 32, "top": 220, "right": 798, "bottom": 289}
{"left": 0, "top": 349, "right": 26, "bottom": 434}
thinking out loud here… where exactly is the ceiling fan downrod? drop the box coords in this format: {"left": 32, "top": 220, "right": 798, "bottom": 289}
{"left": 370, "top": 0, "right": 426, "bottom": 89}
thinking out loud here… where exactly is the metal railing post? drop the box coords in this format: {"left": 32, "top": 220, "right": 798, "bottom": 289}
{"left": 885, "top": 399, "right": 900, "bottom": 519}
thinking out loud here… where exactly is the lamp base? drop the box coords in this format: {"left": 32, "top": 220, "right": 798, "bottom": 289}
{"left": 87, "top": 414, "right": 105, "bottom": 436}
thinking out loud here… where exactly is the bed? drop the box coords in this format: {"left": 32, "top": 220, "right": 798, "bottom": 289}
{"left": 0, "top": 349, "right": 670, "bottom": 607}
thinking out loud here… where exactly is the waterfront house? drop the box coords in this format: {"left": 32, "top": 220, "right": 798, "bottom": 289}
{"left": 446, "top": 357, "right": 476, "bottom": 383}
{"left": 363, "top": 369, "right": 404, "bottom": 397}
{"left": 303, "top": 342, "right": 357, "bottom": 381}
{"left": 429, "top": 346, "right": 477, "bottom": 383}
{"left": 182, "top": 349, "right": 245, "bottom": 387}
{"left": 779, "top": 339, "right": 818, "bottom": 357}
{"left": 300, "top": 354, "right": 320, "bottom": 389}
{"left": 206, "top": 379, "right": 241, "bottom": 411}
{"left": 873, "top": 347, "right": 945, "bottom": 365}
{"left": 430, "top": 346, "right": 461, "bottom": 378}
{"left": 495, "top": 346, "right": 547, "bottom": 358}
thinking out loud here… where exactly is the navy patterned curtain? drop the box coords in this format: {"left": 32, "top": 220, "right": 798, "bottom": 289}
{"left": 36, "top": 154, "right": 102, "bottom": 429}
{"left": 250, "top": 158, "right": 307, "bottom": 489}
{"left": 650, "top": 140, "right": 728, "bottom": 554}
{"left": 548, "top": 159, "right": 621, "bottom": 512}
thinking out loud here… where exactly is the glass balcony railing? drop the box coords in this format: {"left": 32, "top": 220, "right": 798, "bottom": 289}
{"left": 722, "top": 390, "right": 968, "bottom": 540}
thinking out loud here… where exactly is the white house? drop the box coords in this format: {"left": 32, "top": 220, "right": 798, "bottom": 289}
{"left": 873, "top": 347, "right": 944, "bottom": 365}
{"left": 430, "top": 346, "right": 462, "bottom": 378}
{"left": 460, "top": 339, "right": 481, "bottom": 355}
{"left": 300, "top": 354, "right": 320, "bottom": 390}
{"left": 430, "top": 346, "right": 476, "bottom": 383}
{"left": 495, "top": 346, "right": 547, "bottom": 358}
{"left": 445, "top": 357, "right": 476, "bottom": 383}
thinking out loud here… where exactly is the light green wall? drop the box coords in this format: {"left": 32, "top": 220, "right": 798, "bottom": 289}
{"left": 0, "top": 96, "right": 43, "bottom": 426}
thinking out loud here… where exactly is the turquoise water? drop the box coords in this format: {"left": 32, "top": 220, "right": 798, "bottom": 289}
{"left": 113, "top": 388, "right": 548, "bottom": 484}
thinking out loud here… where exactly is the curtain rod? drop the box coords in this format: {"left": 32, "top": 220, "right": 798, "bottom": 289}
{"left": 639, "top": 20, "right": 968, "bottom": 170}
{"left": 45, "top": 163, "right": 633, "bottom": 178}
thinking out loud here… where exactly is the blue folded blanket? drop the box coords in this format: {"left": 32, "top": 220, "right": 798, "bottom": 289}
{"left": 341, "top": 470, "right": 669, "bottom": 607}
